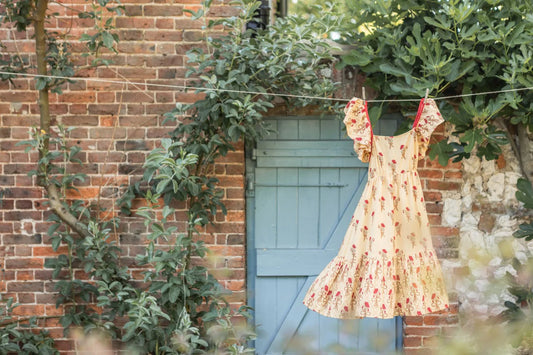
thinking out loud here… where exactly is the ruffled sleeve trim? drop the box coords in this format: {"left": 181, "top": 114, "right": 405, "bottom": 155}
{"left": 343, "top": 98, "right": 372, "bottom": 163}
{"left": 414, "top": 98, "right": 445, "bottom": 160}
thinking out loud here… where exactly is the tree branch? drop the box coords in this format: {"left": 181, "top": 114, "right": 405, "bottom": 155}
{"left": 517, "top": 123, "right": 533, "bottom": 184}
{"left": 494, "top": 118, "right": 532, "bottom": 184}
{"left": 46, "top": 184, "right": 89, "bottom": 237}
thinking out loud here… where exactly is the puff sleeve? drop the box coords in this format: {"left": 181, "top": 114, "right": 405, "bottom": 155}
{"left": 414, "top": 98, "right": 444, "bottom": 159}
{"left": 343, "top": 98, "right": 372, "bottom": 163}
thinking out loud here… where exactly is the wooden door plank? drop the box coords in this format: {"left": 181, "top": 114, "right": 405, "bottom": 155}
{"left": 320, "top": 118, "right": 340, "bottom": 140}
{"left": 257, "top": 249, "right": 337, "bottom": 276}
{"left": 298, "top": 119, "right": 320, "bottom": 139}
{"left": 319, "top": 168, "right": 341, "bottom": 247}
{"left": 278, "top": 119, "right": 299, "bottom": 140}
{"left": 277, "top": 168, "right": 298, "bottom": 248}
{"left": 263, "top": 120, "right": 278, "bottom": 140}
{"left": 257, "top": 157, "right": 367, "bottom": 168}
{"left": 258, "top": 140, "right": 355, "bottom": 154}
{"left": 297, "top": 168, "right": 319, "bottom": 248}
{"left": 255, "top": 168, "right": 277, "bottom": 249}
{"left": 254, "top": 277, "right": 278, "bottom": 354}
{"left": 318, "top": 314, "right": 340, "bottom": 350}
{"left": 266, "top": 277, "right": 315, "bottom": 354}
{"left": 322, "top": 170, "right": 367, "bottom": 250}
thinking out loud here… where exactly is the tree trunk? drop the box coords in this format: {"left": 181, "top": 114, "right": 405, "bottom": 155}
{"left": 517, "top": 123, "right": 532, "bottom": 184}
{"left": 34, "top": 0, "right": 89, "bottom": 238}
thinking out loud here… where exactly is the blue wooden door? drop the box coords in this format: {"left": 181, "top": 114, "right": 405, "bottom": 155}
{"left": 246, "top": 115, "right": 402, "bottom": 354}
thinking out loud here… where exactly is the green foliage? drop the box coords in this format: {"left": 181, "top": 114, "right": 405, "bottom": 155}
{"left": 24, "top": 125, "right": 255, "bottom": 353}
{"left": 497, "top": 177, "right": 533, "bottom": 350}
{"left": 150, "top": 0, "right": 341, "bottom": 222}
{"left": 336, "top": 0, "right": 532, "bottom": 164}
{"left": 0, "top": 298, "right": 58, "bottom": 355}
{"left": 17, "top": 126, "right": 86, "bottom": 186}
{"left": 0, "top": 0, "right": 122, "bottom": 92}
{"left": 498, "top": 256, "right": 533, "bottom": 349}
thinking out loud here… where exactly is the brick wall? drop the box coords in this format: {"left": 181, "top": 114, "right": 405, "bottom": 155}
{"left": 0, "top": 0, "right": 245, "bottom": 352}
{"left": 403, "top": 122, "right": 461, "bottom": 354}
{"left": 0, "top": 1, "right": 459, "bottom": 353}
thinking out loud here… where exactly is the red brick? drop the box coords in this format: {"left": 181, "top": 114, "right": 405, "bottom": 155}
{"left": 14, "top": 246, "right": 32, "bottom": 256}
{"left": 427, "top": 215, "right": 441, "bottom": 225}
{"left": 33, "top": 246, "right": 69, "bottom": 256}
{"left": 65, "top": 187, "right": 100, "bottom": 200}
{"left": 45, "top": 305, "right": 64, "bottom": 316}
{"left": 404, "top": 315, "right": 424, "bottom": 326}
{"left": 226, "top": 280, "right": 245, "bottom": 291}
{"left": 226, "top": 211, "right": 244, "bottom": 222}
{"left": 425, "top": 203, "right": 443, "bottom": 214}
{"left": 120, "top": 116, "right": 158, "bottom": 127}
{"left": 18, "top": 292, "right": 36, "bottom": 303}
{"left": 217, "top": 176, "right": 244, "bottom": 188}
{"left": 423, "top": 314, "right": 459, "bottom": 325}
{"left": 124, "top": 4, "right": 142, "bottom": 16}
{"left": 6, "top": 258, "right": 44, "bottom": 269}
{"left": 430, "top": 226, "right": 459, "bottom": 237}
{"left": 54, "top": 340, "right": 75, "bottom": 351}
{"left": 444, "top": 171, "right": 462, "bottom": 179}
{"left": 4, "top": 211, "right": 42, "bottom": 221}
{"left": 11, "top": 304, "right": 44, "bottom": 316}
{"left": 404, "top": 326, "right": 441, "bottom": 336}
{"left": 403, "top": 336, "right": 422, "bottom": 347}
{"left": 226, "top": 188, "right": 244, "bottom": 199}
{"left": 16, "top": 270, "right": 34, "bottom": 280}
{"left": 426, "top": 180, "right": 461, "bottom": 191}
{"left": 156, "top": 18, "right": 174, "bottom": 29}
{"left": 57, "top": 92, "right": 96, "bottom": 103}
{"left": 426, "top": 159, "right": 461, "bottom": 170}
{"left": 144, "top": 5, "right": 183, "bottom": 16}
{"left": 116, "top": 17, "right": 155, "bottom": 29}
{"left": 7, "top": 281, "right": 44, "bottom": 292}
{"left": 418, "top": 169, "right": 443, "bottom": 179}
{"left": 207, "top": 6, "right": 240, "bottom": 17}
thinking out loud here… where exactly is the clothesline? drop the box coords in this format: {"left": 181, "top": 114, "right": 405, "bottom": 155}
{"left": 1, "top": 71, "right": 532, "bottom": 103}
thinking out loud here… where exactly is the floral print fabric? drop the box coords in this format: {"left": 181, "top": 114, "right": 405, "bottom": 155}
{"left": 303, "top": 98, "right": 449, "bottom": 319}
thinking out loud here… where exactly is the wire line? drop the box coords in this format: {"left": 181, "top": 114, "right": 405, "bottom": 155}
{"left": 1, "top": 70, "right": 532, "bottom": 103}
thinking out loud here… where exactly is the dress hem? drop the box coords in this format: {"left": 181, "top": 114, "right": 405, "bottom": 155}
{"left": 302, "top": 300, "right": 450, "bottom": 320}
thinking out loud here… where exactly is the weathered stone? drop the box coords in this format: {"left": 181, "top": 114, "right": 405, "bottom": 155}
{"left": 486, "top": 173, "right": 505, "bottom": 201}
{"left": 442, "top": 198, "right": 462, "bottom": 227}
{"left": 478, "top": 212, "right": 495, "bottom": 233}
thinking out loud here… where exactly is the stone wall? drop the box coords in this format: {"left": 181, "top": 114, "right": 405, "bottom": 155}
{"left": 442, "top": 129, "right": 533, "bottom": 321}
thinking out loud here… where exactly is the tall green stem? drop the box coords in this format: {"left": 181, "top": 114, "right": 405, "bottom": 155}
{"left": 34, "top": 0, "right": 50, "bottom": 188}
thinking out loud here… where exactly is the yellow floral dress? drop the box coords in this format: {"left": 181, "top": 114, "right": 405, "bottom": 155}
{"left": 302, "top": 98, "right": 449, "bottom": 319}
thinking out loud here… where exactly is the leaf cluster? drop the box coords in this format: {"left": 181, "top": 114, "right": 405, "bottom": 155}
{"left": 0, "top": 298, "right": 58, "bottom": 355}
{"left": 337, "top": 0, "right": 532, "bottom": 164}
{"left": 1, "top": 0, "right": 122, "bottom": 92}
